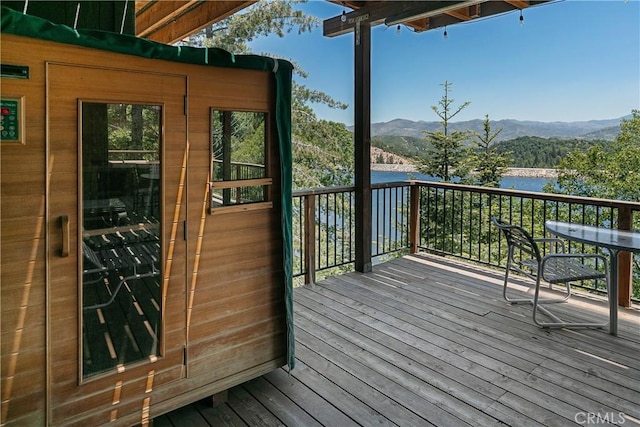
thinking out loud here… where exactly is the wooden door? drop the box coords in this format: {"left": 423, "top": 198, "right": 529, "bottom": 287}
{"left": 47, "top": 63, "right": 187, "bottom": 425}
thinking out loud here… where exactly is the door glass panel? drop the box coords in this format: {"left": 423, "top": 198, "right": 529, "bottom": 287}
{"left": 211, "top": 110, "right": 268, "bottom": 207}
{"left": 81, "top": 102, "right": 161, "bottom": 378}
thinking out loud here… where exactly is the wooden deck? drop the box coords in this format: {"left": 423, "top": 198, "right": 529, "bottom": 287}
{"left": 154, "top": 253, "right": 640, "bottom": 427}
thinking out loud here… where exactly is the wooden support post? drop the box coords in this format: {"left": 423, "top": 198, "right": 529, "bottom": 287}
{"left": 203, "top": 390, "right": 228, "bottom": 408}
{"left": 354, "top": 19, "right": 372, "bottom": 273}
{"left": 617, "top": 207, "right": 633, "bottom": 308}
{"left": 304, "top": 194, "right": 316, "bottom": 285}
{"left": 409, "top": 184, "right": 420, "bottom": 254}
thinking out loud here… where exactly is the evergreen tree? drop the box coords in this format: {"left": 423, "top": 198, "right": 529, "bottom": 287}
{"left": 419, "top": 81, "right": 470, "bottom": 182}
{"left": 466, "top": 115, "right": 512, "bottom": 187}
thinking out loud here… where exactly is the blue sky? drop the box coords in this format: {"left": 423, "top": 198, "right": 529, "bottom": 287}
{"left": 249, "top": 0, "right": 640, "bottom": 125}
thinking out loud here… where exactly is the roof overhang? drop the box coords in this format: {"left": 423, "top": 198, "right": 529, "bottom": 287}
{"left": 324, "top": 0, "right": 553, "bottom": 37}
{"left": 135, "top": 0, "right": 256, "bottom": 44}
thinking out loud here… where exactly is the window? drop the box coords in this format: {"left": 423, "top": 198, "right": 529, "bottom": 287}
{"left": 210, "top": 110, "right": 271, "bottom": 212}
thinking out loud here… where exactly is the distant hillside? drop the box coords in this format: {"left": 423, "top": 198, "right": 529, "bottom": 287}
{"left": 372, "top": 134, "right": 611, "bottom": 169}
{"left": 494, "top": 136, "right": 606, "bottom": 168}
{"left": 371, "top": 135, "right": 428, "bottom": 159}
{"left": 360, "top": 116, "right": 628, "bottom": 142}
{"left": 580, "top": 125, "right": 621, "bottom": 141}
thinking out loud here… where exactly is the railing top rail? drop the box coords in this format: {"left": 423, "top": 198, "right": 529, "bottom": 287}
{"left": 108, "top": 149, "right": 157, "bottom": 154}
{"left": 212, "top": 159, "right": 265, "bottom": 168}
{"left": 292, "top": 180, "right": 640, "bottom": 211}
{"left": 372, "top": 181, "right": 413, "bottom": 190}
{"left": 408, "top": 180, "right": 640, "bottom": 211}
{"left": 293, "top": 185, "right": 356, "bottom": 197}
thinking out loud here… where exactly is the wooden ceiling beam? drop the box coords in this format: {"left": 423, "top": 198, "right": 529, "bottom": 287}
{"left": 137, "top": 0, "right": 255, "bottom": 44}
{"left": 324, "top": 1, "right": 475, "bottom": 37}
{"left": 418, "top": 0, "right": 545, "bottom": 31}
{"left": 504, "top": 0, "right": 531, "bottom": 9}
{"left": 445, "top": 4, "right": 481, "bottom": 21}
{"left": 135, "top": 0, "right": 153, "bottom": 14}
{"left": 136, "top": 1, "right": 199, "bottom": 38}
{"left": 326, "top": 0, "right": 551, "bottom": 35}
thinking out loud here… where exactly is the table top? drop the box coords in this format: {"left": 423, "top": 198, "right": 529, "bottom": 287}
{"left": 545, "top": 220, "right": 640, "bottom": 253}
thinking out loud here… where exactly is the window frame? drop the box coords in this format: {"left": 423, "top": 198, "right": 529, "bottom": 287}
{"left": 209, "top": 108, "right": 272, "bottom": 214}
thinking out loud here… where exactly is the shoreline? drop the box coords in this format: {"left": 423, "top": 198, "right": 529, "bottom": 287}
{"left": 371, "top": 164, "right": 558, "bottom": 178}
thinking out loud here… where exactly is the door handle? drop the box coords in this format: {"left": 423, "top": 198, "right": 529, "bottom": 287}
{"left": 60, "top": 215, "right": 69, "bottom": 257}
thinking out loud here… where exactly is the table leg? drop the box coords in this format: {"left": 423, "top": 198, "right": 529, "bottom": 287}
{"left": 608, "top": 249, "right": 619, "bottom": 335}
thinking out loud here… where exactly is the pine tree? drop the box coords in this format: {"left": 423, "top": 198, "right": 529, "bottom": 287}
{"left": 466, "top": 115, "right": 512, "bottom": 187}
{"left": 419, "top": 81, "right": 470, "bottom": 182}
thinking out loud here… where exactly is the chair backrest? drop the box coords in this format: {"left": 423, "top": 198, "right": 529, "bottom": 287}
{"left": 492, "top": 217, "right": 542, "bottom": 263}
{"left": 82, "top": 241, "right": 107, "bottom": 274}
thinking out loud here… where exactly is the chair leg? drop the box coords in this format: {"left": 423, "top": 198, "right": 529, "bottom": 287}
{"left": 502, "top": 261, "right": 572, "bottom": 305}
{"left": 503, "top": 260, "right": 533, "bottom": 304}
{"left": 532, "top": 275, "right": 610, "bottom": 330}
{"left": 84, "top": 269, "right": 158, "bottom": 310}
{"left": 504, "top": 263, "right": 607, "bottom": 329}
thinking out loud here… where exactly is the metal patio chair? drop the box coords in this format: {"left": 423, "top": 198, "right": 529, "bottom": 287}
{"left": 82, "top": 240, "right": 160, "bottom": 310}
{"left": 492, "top": 217, "right": 610, "bottom": 329}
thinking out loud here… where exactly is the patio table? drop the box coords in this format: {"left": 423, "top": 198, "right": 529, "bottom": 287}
{"left": 545, "top": 220, "right": 640, "bottom": 335}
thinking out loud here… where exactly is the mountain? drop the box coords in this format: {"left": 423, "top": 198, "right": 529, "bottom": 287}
{"left": 579, "top": 125, "right": 622, "bottom": 141}
{"left": 359, "top": 116, "right": 629, "bottom": 141}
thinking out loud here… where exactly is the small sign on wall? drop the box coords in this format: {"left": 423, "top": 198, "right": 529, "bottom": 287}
{"left": 1, "top": 97, "right": 25, "bottom": 144}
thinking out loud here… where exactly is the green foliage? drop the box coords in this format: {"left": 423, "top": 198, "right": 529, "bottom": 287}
{"left": 547, "top": 110, "right": 640, "bottom": 202}
{"left": 419, "top": 81, "right": 471, "bottom": 182}
{"left": 211, "top": 111, "right": 266, "bottom": 183}
{"left": 494, "top": 136, "right": 603, "bottom": 168}
{"left": 464, "top": 115, "right": 512, "bottom": 187}
{"left": 107, "top": 104, "right": 160, "bottom": 161}
{"left": 372, "top": 135, "right": 429, "bottom": 159}
{"left": 197, "top": 0, "right": 318, "bottom": 54}
{"left": 292, "top": 103, "right": 354, "bottom": 187}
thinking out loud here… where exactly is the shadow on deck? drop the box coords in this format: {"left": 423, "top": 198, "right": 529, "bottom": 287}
{"left": 154, "top": 253, "right": 640, "bottom": 427}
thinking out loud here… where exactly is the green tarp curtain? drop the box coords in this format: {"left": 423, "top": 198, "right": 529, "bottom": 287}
{"left": 1, "top": 6, "right": 295, "bottom": 370}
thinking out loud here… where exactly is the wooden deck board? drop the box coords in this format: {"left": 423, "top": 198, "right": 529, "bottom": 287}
{"left": 155, "top": 253, "right": 640, "bottom": 426}
{"left": 262, "top": 367, "right": 361, "bottom": 427}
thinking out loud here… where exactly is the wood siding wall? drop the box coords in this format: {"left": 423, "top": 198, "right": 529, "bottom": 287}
{"left": 1, "top": 34, "right": 286, "bottom": 426}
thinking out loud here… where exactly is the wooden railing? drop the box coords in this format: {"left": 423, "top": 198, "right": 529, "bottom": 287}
{"left": 293, "top": 181, "right": 640, "bottom": 306}
{"left": 108, "top": 149, "right": 158, "bottom": 162}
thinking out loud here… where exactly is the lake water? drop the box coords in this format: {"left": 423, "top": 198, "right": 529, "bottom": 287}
{"left": 371, "top": 170, "right": 552, "bottom": 193}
